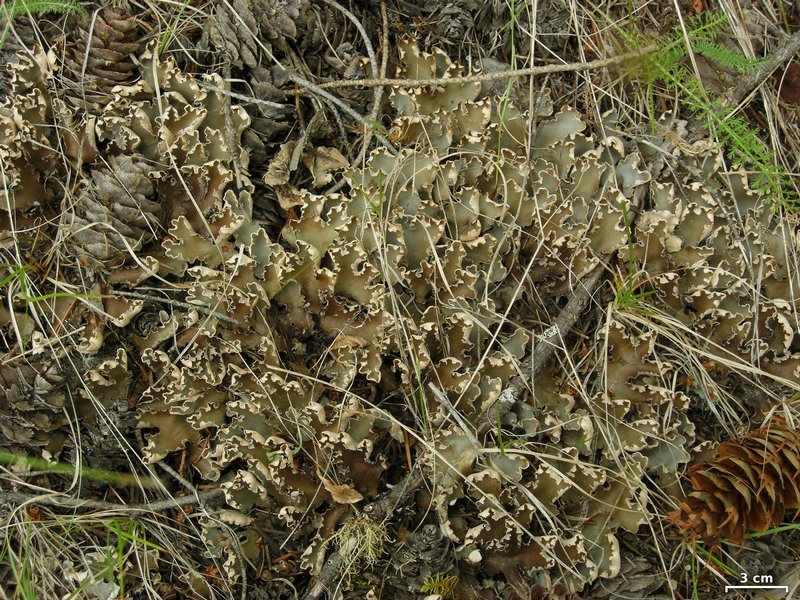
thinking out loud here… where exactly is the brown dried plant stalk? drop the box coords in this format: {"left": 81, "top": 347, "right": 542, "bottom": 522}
{"left": 673, "top": 416, "right": 800, "bottom": 544}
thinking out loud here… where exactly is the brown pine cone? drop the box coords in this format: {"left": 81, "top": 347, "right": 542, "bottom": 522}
{"left": 388, "top": 524, "right": 457, "bottom": 592}
{"left": 205, "top": 0, "right": 305, "bottom": 69}
{"left": 672, "top": 416, "right": 800, "bottom": 544}
{"left": 0, "top": 361, "right": 70, "bottom": 458}
{"left": 64, "top": 156, "right": 161, "bottom": 270}
{"left": 61, "top": 6, "right": 143, "bottom": 109}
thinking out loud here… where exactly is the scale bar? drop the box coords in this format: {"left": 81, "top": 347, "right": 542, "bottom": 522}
{"left": 725, "top": 586, "right": 789, "bottom": 591}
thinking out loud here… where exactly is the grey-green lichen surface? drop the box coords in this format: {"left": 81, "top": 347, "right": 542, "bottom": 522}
{"left": 0, "top": 38, "right": 798, "bottom": 596}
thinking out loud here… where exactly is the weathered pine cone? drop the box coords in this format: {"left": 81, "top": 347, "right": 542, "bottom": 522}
{"left": 64, "top": 156, "right": 160, "bottom": 269}
{"left": 389, "top": 524, "right": 457, "bottom": 592}
{"left": 206, "top": 0, "right": 304, "bottom": 69}
{"left": 673, "top": 416, "right": 800, "bottom": 543}
{"left": 0, "top": 362, "right": 69, "bottom": 457}
{"left": 62, "top": 6, "right": 143, "bottom": 108}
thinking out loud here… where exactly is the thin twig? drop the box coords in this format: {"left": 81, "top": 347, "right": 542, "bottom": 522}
{"left": 360, "top": 0, "right": 389, "bottom": 154}
{"left": 155, "top": 460, "right": 197, "bottom": 495}
{"left": 0, "top": 487, "right": 225, "bottom": 512}
{"left": 318, "top": 0, "right": 378, "bottom": 80}
{"left": 728, "top": 30, "right": 800, "bottom": 107}
{"left": 110, "top": 290, "right": 240, "bottom": 325}
{"left": 195, "top": 82, "right": 288, "bottom": 111}
{"left": 285, "top": 71, "right": 396, "bottom": 152}
{"left": 368, "top": 0, "right": 389, "bottom": 143}
{"left": 221, "top": 60, "right": 248, "bottom": 189}
{"left": 325, "top": 0, "right": 391, "bottom": 195}
{"left": 489, "top": 267, "right": 604, "bottom": 423}
{"left": 294, "top": 46, "right": 657, "bottom": 92}
{"left": 362, "top": 463, "right": 424, "bottom": 522}
{"left": 302, "top": 550, "right": 344, "bottom": 600}
{"left": 529, "top": 267, "right": 604, "bottom": 378}
{"left": 302, "top": 465, "right": 423, "bottom": 600}
{"left": 490, "top": 161, "right": 653, "bottom": 422}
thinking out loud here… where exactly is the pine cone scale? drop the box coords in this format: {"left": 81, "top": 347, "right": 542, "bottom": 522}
{"left": 63, "top": 6, "right": 143, "bottom": 107}
{"left": 674, "top": 417, "right": 800, "bottom": 543}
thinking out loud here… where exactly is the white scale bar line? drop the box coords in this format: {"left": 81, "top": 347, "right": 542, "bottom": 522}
{"left": 725, "top": 586, "right": 789, "bottom": 591}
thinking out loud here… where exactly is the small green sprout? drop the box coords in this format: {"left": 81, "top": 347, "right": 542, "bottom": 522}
{"left": 495, "top": 404, "right": 524, "bottom": 457}
{"left": 0, "top": 451, "right": 160, "bottom": 489}
{"left": 1, "top": 0, "right": 86, "bottom": 49}
{"left": 612, "top": 201, "right": 656, "bottom": 313}
{"left": 420, "top": 573, "right": 458, "bottom": 598}
{"left": 158, "top": 0, "right": 192, "bottom": 56}
{"left": 0, "top": 263, "right": 98, "bottom": 306}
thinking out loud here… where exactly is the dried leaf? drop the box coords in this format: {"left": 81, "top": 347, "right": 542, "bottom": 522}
{"left": 777, "top": 62, "right": 800, "bottom": 105}
{"left": 319, "top": 474, "right": 364, "bottom": 504}
{"left": 303, "top": 146, "right": 348, "bottom": 187}
{"left": 264, "top": 141, "right": 295, "bottom": 186}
